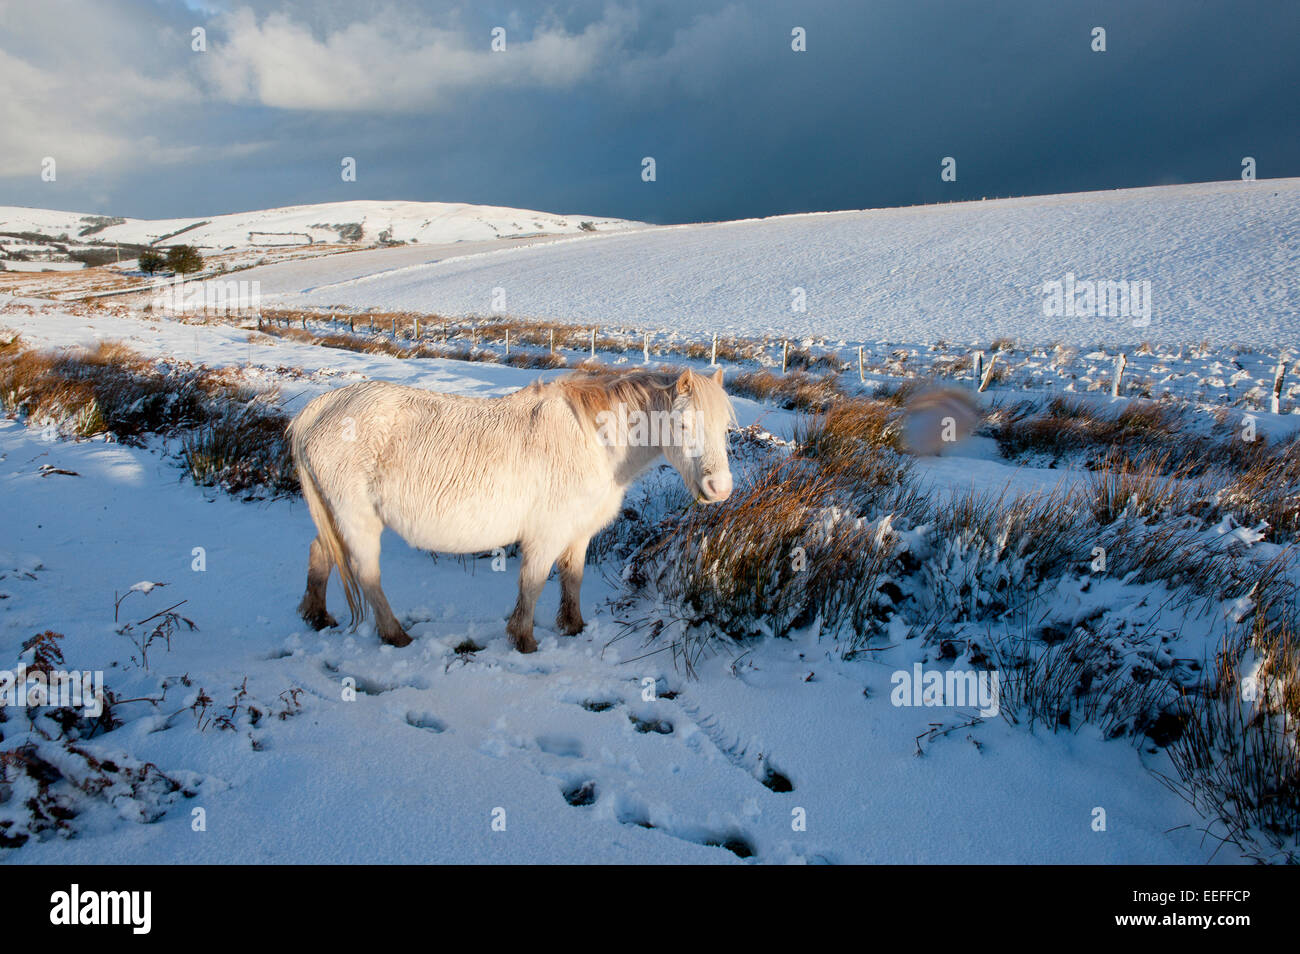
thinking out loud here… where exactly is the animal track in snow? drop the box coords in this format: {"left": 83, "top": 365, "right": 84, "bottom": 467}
{"left": 676, "top": 701, "right": 795, "bottom": 793}
{"left": 536, "top": 734, "right": 584, "bottom": 758}
{"left": 405, "top": 711, "right": 447, "bottom": 733}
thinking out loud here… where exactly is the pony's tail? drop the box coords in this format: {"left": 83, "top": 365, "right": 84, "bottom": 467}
{"left": 290, "top": 418, "right": 365, "bottom": 627}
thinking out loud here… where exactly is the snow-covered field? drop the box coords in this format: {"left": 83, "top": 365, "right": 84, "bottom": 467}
{"left": 0, "top": 303, "right": 1247, "bottom": 864}
{"left": 244, "top": 179, "right": 1300, "bottom": 348}
{"left": 1, "top": 179, "right": 1297, "bottom": 864}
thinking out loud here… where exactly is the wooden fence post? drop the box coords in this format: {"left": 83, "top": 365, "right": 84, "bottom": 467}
{"left": 782, "top": 340, "right": 788, "bottom": 373}
{"left": 413, "top": 316, "right": 419, "bottom": 340}
{"left": 711, "top": 333, "right": 718, "bottom": 367}
{"left": 591, "top": 328, "right": 596, "bottom": 360}
{"left": 643, "top": 331, "right": 650, "bottom": 364}
{"left": 972, "top": 350, "right": 984, "bottom": 390}
{"left": 978, "top": 353, "right": 997, "bottom": 393}
{"left": 1272, "top": 353, "right": 1289, "bottom": 414}
{"left": 549, "top": 329, "right": 555, "bottom": 354}
{"left": 1111, "top": 352, "right": 1126, "bottom": 398}
{"left": 505, "top": 328, "right": 511, "bottom": 356}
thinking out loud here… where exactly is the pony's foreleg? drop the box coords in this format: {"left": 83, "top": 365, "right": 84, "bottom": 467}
{"left": 556, "top": 538, "right": 589, "bottom": 636}
{"left": 507, "top": 544, "right": 561, "bottom": 653}
{"left": 298, "top": 535, "right": 338, "bottom": 631}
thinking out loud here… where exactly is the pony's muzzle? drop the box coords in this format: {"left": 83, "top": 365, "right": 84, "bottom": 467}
{"left": 700, "top": 472, "right": 733, "bottom": 503}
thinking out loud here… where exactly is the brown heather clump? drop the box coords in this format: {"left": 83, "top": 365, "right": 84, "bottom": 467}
{"left": 1218, "top": 438, "right": 1300, "bottom": 541}
{"left": 728, "top": 368, "right": 843, "bottom": 411}
{"left": 871, "top": 377, "right": 930, "bottom": 407}
{"left": 1088, "top": 450, "right": 1201, "bottom": 525}
{"left": 778, "top": 344, "right": 849, "bottom": 374}
{"left": 505, "top": 350, "right": 568, "bottom": 370}
{"left": 0, "top": 337, "right": 295, "bottom": 496}
{"left": 0, "top": 339, "right": 212, "bottom": 441}
{"left": 181, "top": 407, "right": 297, "bottom": 497}
{"left": 629, "top": 458, "right": 902, "bottom": 664}
{"left": 990, "top": 395, "right": 1227, "bottom": 471}
{"left": 794, "top": 397, "right": 903, "bottom": 468}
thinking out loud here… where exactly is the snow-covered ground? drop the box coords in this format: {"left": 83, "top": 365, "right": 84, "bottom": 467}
{"left": 241, "top": 179, "right": 1300, "bottom": 348}
{"left": 3, "top": 177, "right": 1296, "bottom": 863}
{"left": 1, "top": 298, "right": 1273, "bottom": 863}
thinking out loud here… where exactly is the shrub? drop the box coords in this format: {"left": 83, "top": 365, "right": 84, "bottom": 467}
{"left": 165, "top": 244, "right": 203, "bottom": 275}
{"left": 137, "top": 250, "right": 166, "bottom": 274}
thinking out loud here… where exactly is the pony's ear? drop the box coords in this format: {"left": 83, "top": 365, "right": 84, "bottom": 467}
{"left": 676, "top": 369, "right": 694, "bottom": 394}
{"left": 712, "top": 367, "right": 724, "bottom": 385}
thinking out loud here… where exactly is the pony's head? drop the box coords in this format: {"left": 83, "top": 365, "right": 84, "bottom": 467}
{"left": 663, "top": 367, "right": 735, "bottom": 504}
{"left": 562, "top": 366, "right": 735, "bottom": 503}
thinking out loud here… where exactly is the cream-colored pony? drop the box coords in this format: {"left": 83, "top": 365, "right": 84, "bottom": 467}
{"left": 288, "top": 367, "right": 734, "bottom": 651}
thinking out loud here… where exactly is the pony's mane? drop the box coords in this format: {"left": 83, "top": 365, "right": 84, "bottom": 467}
{"left": 546, "top": 367, "right": 735, "bottom": 432}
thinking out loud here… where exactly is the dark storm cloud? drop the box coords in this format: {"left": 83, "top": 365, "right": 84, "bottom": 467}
{"left": 2, "top": 0, "right": 1297, "bottom": 221}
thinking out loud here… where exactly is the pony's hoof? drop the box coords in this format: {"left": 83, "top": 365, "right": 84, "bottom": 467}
{"left": 514, "top": 635, "right": 539, "bottom": 654}
{"left": 381, "top": 630, "right": 413, "bottom": 648}
{"left": 301, "top": 609, "right": 338, "bottom": 631}
{"left": 556, "top": 614, "right": 586, "bottom": 637}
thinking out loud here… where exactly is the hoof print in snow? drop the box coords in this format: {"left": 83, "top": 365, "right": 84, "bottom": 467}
{"left": 405, "top": 711, "right": 447, "bottom": 733}
{"left": 704, "top": 834, "right": 755, "bottom": 859}
{"left": 615, "top": 804, "right": 654, "bottom": 829}
{"left": 536, "top": 735, "right": 584, "bottom": 758}
{"left": 580, "top": 698, "right": 618, "bottom": 713}
{"left": 629, "top": 713, "right": 673, "bottom": 734}
{"left": 760, "top": 765, "right": 794, "bottom": 793}
{"left": 563, "top": 780, "right": 598, "bottom": 807}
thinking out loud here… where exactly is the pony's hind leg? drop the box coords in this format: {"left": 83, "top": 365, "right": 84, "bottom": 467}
{"left": 556, "top": 537, "right": 589, "bottom": 636}
{"left": 298, "top": 535, "right": 338, "bottom": 631}
{"left": 343, "top": 514, "right": 412, "bottom": 648}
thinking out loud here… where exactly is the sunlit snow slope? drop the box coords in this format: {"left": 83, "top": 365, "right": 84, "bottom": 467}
{"left": 260, "top": 179, "right": 1300, "bottom": 347}
{"left": 0, "top": 200, "right": 638, "bottom": 251}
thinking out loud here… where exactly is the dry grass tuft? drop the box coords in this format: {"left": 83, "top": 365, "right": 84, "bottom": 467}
{"left": 728, "top": 369, "right": 843, "bottom": 412}
{"left": 628, "top": 459, "right": 904, "bottom": 664}
{"left": 1164, "top": 603, "right": 1300, "bottom": 861}
{"left": 0, "top": 337, "right": 294, "bottom": 496}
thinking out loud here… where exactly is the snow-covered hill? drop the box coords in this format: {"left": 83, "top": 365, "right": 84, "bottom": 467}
{"left": 0, "top": 200, "right": 640, "bottom": 251}
{"left": 253, "top": 179, "right": 1300, "bottom": 347}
